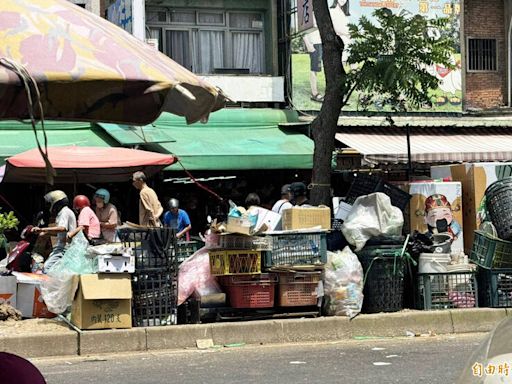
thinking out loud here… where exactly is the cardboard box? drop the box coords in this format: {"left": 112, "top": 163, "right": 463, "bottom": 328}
{"left": 226, "top": 216, "right": 255, "bottom": 235}
{"left": 13, "top": 272, "right": 55, "bottom": 318}
{"left": 250, "top": 207, "right": 282, "bottom": 232}
{"left": 431, "top": 162, "right": 512, "bottom": 253}
{"left": 282, "top": 206, "right": 331, "bottom": 230}
{"left": 0, "top": 275, "right": 16, "bottom": 307}
{"left": 71, "top": 273, "right": 132, "bottom": 330}
{"left": 97, "top": 255, "right": 135, "bottom": 273}
{"left": 409, "top": 182, "right": 464, "bottom": 253}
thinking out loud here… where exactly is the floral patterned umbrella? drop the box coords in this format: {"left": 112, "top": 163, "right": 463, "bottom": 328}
{"left": 0, "top": 0, "right": 227, "bottom": 125}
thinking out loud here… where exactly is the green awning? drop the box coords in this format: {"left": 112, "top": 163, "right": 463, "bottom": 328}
{"left": 97, "top": 123, "right": 176, "bottom": 145}
{"left": 0, "top": 120, "right": 118, "bottom": 165}
{"left": 142, "top": 109, "right": 314, "bottom": 170}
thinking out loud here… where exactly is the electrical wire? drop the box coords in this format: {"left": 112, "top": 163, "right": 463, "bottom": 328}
{"left": 0, "top": 58, "right": 56, "bottom": 185}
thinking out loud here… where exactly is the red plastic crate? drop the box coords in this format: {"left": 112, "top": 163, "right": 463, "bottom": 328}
{"left": 278, "top": 272, "right": 322, "bottom": 307}
{"left": 220, "top": 274, "right": 278, "bottom": 309}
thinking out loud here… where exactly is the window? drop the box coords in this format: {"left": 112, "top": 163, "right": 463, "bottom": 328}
{"left": 147, "top": 8, "right": 265, "bottom": 74}
{"left": 468, "top": 38, "right": 497, "bottom": 71}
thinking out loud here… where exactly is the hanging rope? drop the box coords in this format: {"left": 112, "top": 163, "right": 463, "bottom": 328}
{"left": 175, "top": 158, "right": 225, "bottom": 202}
{"left": 0, "top": 58, "right": 56, "bottom": 185}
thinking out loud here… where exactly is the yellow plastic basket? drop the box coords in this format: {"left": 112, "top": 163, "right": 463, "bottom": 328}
{"left": 209, "top": 250, "right": 262, "bottom": 276}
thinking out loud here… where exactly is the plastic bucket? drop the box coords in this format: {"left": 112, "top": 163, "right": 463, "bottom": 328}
{"left": 418, "top": 253, "right": 451, "bottom": 274}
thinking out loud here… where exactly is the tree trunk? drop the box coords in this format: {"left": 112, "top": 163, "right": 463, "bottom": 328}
{"left": 309, "top": 0, "right": 346, "bottom": 206}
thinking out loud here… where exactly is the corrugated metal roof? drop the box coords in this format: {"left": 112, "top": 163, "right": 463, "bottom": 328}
{"left": 335, "top": 126, "right": 512, "bottom": 164}
{"left": 299, "top": 114, "right": 512, "bottom": 128}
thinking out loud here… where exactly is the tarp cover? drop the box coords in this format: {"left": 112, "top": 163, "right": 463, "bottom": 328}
{"left": 1, "top": 146, "right": 175, "bottom": 183}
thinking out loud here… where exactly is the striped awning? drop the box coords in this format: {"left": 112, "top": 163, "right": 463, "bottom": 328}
{"left": 335, "top": 126, "right": 512, "bottom": 164}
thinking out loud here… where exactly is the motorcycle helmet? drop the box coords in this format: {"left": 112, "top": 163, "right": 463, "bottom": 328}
{"left": 94, "top": 188, "right": 110, "bottom": 204}
{"left": 44, "top": 190, "right": 68, "bottom": 213}
{"left": 73, "top": 195, "right": 90, "bottom": 210}
{"left": 168, "top": 198, "right": 179, "bottom": 209}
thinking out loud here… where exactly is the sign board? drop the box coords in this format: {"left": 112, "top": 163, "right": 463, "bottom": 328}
{"left": 297, "top": 0, "right": 315, "bottom": 33}
{"left": 291, "top": 0, "right": 462, "bottom": 113}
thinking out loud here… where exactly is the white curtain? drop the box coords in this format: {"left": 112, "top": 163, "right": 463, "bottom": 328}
{"left": 232, "top": 32, "right": 262, "bottom": 73}
{"left": 198, "top": 30, "right": 224, "bottom": 73}
{"left": 166, "top": 30, "right": 191, "bottom": 70}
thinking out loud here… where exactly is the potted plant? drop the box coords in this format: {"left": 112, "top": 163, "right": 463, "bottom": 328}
{"left": 0, "top": 209, "right": 19, "bottom": 258}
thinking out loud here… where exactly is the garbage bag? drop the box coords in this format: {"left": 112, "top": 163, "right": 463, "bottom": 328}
{"left": 323, "top": 247, "right": 364, "bottom": 318}
{"left": 178, "top": 247, "right": 221, "bottom": 305}
{"left": 40, "top": 267, "right": 78, "bottom": 314}
{"left": 341, "top": 193, "right": 404, "bottom": 251}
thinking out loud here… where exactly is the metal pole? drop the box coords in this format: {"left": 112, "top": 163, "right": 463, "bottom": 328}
{"left": 406, "top": 124, "right": 412, "bottom": 181}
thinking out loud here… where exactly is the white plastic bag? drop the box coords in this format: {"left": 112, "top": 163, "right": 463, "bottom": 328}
{"left": 341, "top": 193, "right": 403, "bottom": 251}
{"left": 323, "top": 247, "right": 364, "bottom": 318}
{"left": 178, "top": 247, "right": 222, "bottom": 305}
{"left": 40, "top": 265, "right": 79, "bottom": 314}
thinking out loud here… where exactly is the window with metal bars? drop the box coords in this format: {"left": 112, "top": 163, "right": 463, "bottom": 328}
{"left": 467, "top": 38, "right": 497, "bottom": 71}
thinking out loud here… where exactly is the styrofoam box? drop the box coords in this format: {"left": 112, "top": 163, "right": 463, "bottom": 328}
{"left": 97, "top": 255, "right": 135, "bottom": 273}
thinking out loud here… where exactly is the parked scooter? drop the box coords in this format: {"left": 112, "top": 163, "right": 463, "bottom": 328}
{"left": 6, "top": 211, "right": 50, "bottom": 273}
{"left": 6, "top": 225, "right": 38, "bottom": 272}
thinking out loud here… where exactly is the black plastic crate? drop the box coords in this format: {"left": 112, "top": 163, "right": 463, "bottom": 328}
{"left": 345, "top": 174, "right": 383, "bottom": 205}
{"left": 264, "top": 231, "right": 327, "bottom": 267}
{"left": 118, "top": 227, "right": 177, "bottom": 271}
{"left": 345, "top": 174, "right": 411, "bottom": 211}
{"left": 131, "top": 270, "right": 178, "bottom": 327}
{"left": 485, "top": 178, "right": 512, "bottom": 241}
{"left": 418, "top": 272, "right": 478, "bottom": 310}
{"left": 477, "top": 268, "right": 512, "bottom": 307}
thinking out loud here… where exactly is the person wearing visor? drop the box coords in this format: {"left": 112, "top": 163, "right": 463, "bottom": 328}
{"left": 94, "top": 188, "right": 120, "bottom": 243}
{"left": 163, "top": 198, "right": 191, "bottom": 241}
{"left": 33, "top": 190, "right": 76, "bottom": 273}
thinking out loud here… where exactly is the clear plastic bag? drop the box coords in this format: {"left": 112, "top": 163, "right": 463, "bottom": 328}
{"left": 41, "top": 231, "right": 93, "bottom": 314}
{"left": 40, "top": 268, "right": 78, "bottom": 314}
{"left": 178, "top": 247, "right": 222, "bottom": 305}
{"left": 50, "top": 231, "right": 96, "bottom": 275}
{"left": 341, "top": 193, "right": 404, "bottom": 251}
{"left": 323, "top": 247, "right": 364, "bottom": 318}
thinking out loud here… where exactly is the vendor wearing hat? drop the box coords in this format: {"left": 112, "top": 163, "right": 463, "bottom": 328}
{"left": 424, "top": 193, "right": 461, "bottom": 240}
{"left": 290, "top": 182, "right": 312, "bottom": 207}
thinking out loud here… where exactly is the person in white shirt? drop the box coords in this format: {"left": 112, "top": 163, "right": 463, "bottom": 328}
{"left": 272, "top": 184, "right": 293, "bottom": 214}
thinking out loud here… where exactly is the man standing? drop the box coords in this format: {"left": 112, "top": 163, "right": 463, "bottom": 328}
{"left": 94, "top": 188, "right": 120, "bottom": 242}
{"left": 163, "top": 198, "right": 191, "bottom": 240}
{"left": 272, "top": 184, "right": 293, "bottom": 214}
{"left": 33, "top": 190, "right": 77, "bottom": 273}
{"left": 290, "top": 182, "right": 312, "bottom": 207}
{"left": 132, "top": 171, "right": 163, "bottom": 227}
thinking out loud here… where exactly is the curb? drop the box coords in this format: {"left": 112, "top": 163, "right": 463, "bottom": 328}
{"left": 1, "top": 308, "right": 509, "bottom": 358}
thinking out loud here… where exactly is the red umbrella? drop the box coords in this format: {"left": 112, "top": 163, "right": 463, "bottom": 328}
{"left": 0, "top": 146, "right": 176, "bottom": 183}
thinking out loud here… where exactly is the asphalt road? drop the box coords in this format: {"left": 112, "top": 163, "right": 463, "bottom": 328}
{"left": 34, "top": 333, "right": 485, "bottom": 384}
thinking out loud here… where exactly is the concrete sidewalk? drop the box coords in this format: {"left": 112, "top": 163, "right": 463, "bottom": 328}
{"left": 0, "top": 308, "right": 509, "bottom": 358}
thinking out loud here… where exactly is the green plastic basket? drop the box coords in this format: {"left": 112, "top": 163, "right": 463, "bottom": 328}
{"left": 470, "top": 231, "right": 512, "bottom": 268}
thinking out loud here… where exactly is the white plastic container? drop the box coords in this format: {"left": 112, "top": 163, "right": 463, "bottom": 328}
{"left": 97, "top": 255, "right": 135, "bottom": 273}
{"left": 418, "top": 253, "right": 451, "bottom": 274}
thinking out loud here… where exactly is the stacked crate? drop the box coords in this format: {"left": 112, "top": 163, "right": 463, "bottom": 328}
{"left": 471, "top": 230, "right": 512, "bottom": 308}
{"left": 119, "top": 227, "right": 178, "bottom": 326}
{"left": 210, "top": 234, "right": 276, "bottom": 308}
{"left": 264, "top": 230, "right": 326, "bottom": 307}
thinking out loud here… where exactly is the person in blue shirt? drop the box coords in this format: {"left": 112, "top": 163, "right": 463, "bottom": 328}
{"left": 163, "top": 198, "right": 191, "bottom": 241}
